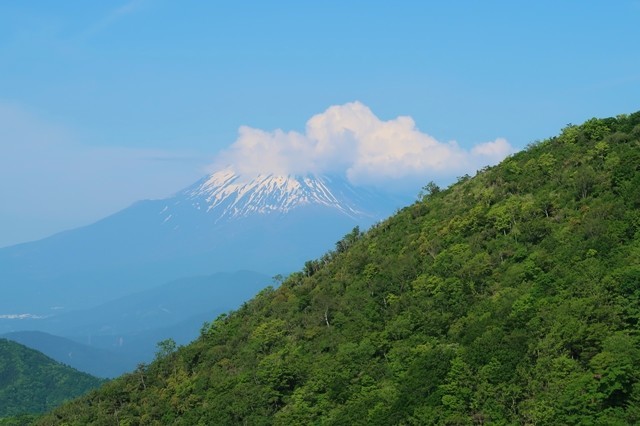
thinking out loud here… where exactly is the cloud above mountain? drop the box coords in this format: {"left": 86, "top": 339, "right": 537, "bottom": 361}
{"left": 214, "top": 102, "right": 514, "bottom": 189}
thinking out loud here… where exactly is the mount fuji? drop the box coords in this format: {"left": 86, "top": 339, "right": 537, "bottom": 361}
{"left": 0, "top": 168, "right": 407, "bottom": 315}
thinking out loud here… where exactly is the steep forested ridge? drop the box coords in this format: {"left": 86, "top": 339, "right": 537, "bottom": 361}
{"left": 38, "top": 112, "right": 640, "bottom": 425}
{"left": 0, "top": 339, "right": 104, "bottom": 420}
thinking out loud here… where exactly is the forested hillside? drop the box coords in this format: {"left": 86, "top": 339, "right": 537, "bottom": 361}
{"left": 0, "top": 339, "right": 103, "bottom": 420}
{"left": 38, "top": 112, "right": 640, "bottom": 425}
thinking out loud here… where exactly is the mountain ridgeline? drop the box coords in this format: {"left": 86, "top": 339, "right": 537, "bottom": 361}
{"left": 39, "top": 112, "right": 640, "bottom": 424}
{"left": 0, "top": 331, "right": 129, "bottom": 379}
{"left": 0, "top": 339, "right": 103, "bottom": 420}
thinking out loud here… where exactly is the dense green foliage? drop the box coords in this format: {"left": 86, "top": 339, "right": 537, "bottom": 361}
{"left": 0, "top": 414, "right": 39, "bottom": 426}
{"left": 38, "top": 112, "right": 640, "bottom": 424}
{"left": 0, "top": 339, "right": 104, "bottom": 419}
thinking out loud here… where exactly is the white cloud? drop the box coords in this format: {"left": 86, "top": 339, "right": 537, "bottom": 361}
{"left": 471, "top": 137, "right": 512, "bottom": 158}
{"left": 214, "top": 101, "right": 514, "bottom": 189}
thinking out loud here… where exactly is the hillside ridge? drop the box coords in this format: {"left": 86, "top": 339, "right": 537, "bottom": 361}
{"left": 0, "top": 339, "right": 104, "bottom": 419}
{"left": 38, "top": 111, "right": 640, "bottom": 425}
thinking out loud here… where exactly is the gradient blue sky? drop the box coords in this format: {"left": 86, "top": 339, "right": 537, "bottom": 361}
{"left": 1, "top": 1, "right": 639, "bottom": 247}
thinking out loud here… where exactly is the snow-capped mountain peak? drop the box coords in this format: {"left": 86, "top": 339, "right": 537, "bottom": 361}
{"left": 181, "top": 168, "right": 364, "bottom": 221}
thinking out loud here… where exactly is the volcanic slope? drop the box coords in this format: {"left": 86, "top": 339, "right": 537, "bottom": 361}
{"left": 0, "top": 170, "right": 401, "bottom": 314}
{"left": 39, "top": 112, "right": 640, "bottom": 425}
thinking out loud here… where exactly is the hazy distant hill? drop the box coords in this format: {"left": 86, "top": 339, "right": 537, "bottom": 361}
{"left": 2, "top": 271, "right": 271, "bottom": 377}
{"left": 42, "top": 270, "right": 271, "bottom": 338}
{"left": 38, "top": 112, "right": 640, "bottom": 424}
{"left": 1, "top": 331, "right": 127, "bottom": 379}
{"left": 0, "top": 339, "right": 103, "bottom": 418}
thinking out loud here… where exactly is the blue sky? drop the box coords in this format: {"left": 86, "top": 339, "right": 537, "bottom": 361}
{"left": 1, "top": 1, "right": 639, "bottom": 247}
